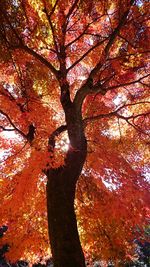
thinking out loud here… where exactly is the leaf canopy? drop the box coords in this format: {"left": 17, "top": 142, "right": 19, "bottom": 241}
{"left": 0, "top": 0, "right": 150, "bottom": 263}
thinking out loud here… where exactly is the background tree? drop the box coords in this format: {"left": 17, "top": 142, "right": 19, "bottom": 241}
{"left": 0, "top": 0, "right": 150, "bottom": 266}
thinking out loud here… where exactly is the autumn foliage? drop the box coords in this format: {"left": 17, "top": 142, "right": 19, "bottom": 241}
{"left": 0, "top": 0, "right": 150, "bottom": 265}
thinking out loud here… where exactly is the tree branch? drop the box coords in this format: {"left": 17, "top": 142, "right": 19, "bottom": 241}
{"left": 42, "top": 2, "right": 59, "bottom": 54}
{"left": 74, "top": 73, "right": 150, "bottom": 113}
{"left": 104, "top": 1, "right": 134, "bottom": 55}
{"left": 102, "top": 74, "right": 150, "bottom": 91}
{"left": 48, "top": 125, "right": 67, "bottom": 152}
{"left": 0, "top": 110, "right": 36, "bottom": 143}
{"left": 1, "top": 7, "right": 59, "bottom": 78}
{"left": 0, "top": 126, "right": 15, "bottom": 131}
{"left": 0, "top": 109, "right": 27, "bottom": 139}
{"left": 83, "top": 102, "right": 150, "bottom": 124}
{"left": 46, "top": 102, "right": 150, "bottom": 146}
{"left": 49, "top": 0, "right": 59, "bottom": 17}
{"left": 107, "top": 50, "right": 150, "bottom": 63}
{"left": 67, "top": 38, "right": 108, "bottom": 72}
{"left": 15, "top": 45, "right": 59, "bottom": 77}
{"left": 66, "top": 0, "right": 80, "bottom": 20}
{"left": 83, "top": 102, "right": 150, "bottom": 135}
{"left": 73, "top": 0, "right": 135, "bottom": 111}
{"left": 66, "top": 14, "right": 106, "bottom": 48}
{"left": 0, "top": 141, "right": 28, "bottom": 164}
{"left": 89, "top": 0, "right": 135, "bottom": 78}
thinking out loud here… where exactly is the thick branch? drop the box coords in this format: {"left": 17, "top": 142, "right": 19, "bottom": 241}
{"left": 15, "top": 45, "right": 59, "bottom": 78}
{"left": 73, "top": 0, "right": 135, "bottom": 110}
{"left": 26, "top": 124, "right": 36, "bottom": 143}
{"left": 74, "top": 73, "right": 150, "bottom": 114}
{"left": 48, "top": 125, "right": 67, "bottom": 152}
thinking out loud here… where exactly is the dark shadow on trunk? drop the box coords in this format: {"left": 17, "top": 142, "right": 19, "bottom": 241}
{"left": 46, "top": 148, "right": 87, "bottom": 267}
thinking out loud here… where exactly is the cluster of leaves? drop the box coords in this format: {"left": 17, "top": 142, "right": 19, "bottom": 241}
{"left": 0, "top": 225, "right": 54, "bottom": 267}
{"left": 0, "top": 225, "right": 149, "bottom": 267}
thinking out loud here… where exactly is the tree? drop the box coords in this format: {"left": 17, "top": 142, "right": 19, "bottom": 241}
{"left": 0, "top": 0, "right": 150, "bottom": 266}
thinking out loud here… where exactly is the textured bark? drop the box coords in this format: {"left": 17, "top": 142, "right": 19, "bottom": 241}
{"left": 46, "top": 147, "right": 87, "bottom": 267}
{"left": 46, "top": 79, "right": 87, "bottom": 267}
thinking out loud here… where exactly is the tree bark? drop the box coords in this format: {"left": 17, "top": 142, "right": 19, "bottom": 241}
{"left": 46, "top": 146, "right": 87, "bottom": 267}
{"left": 45, "top": 79, "right": 87, "bottom": 267}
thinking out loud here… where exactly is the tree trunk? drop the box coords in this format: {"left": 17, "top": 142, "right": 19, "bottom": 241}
{"left": 46, "top": 148, "right": 87, "bottom": 267}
